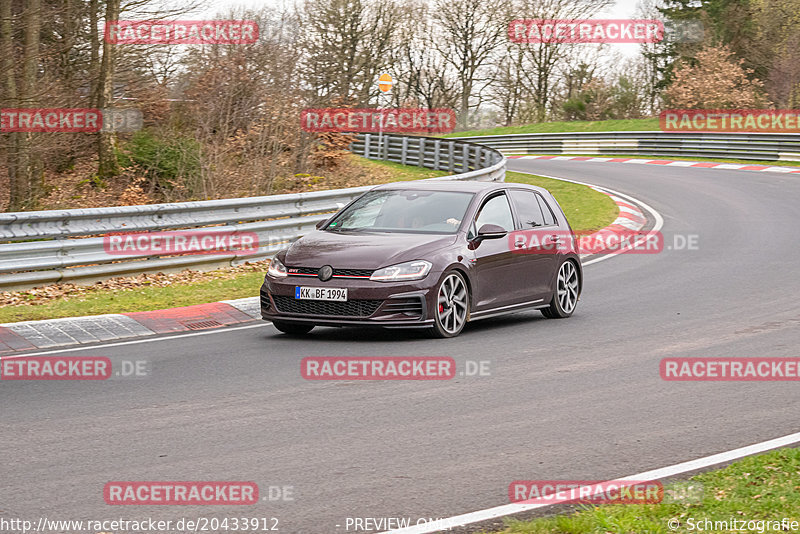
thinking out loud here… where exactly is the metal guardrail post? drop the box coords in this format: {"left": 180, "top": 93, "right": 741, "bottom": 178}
{"left": 448, "top": 141, "right": 455, "bottom": 173}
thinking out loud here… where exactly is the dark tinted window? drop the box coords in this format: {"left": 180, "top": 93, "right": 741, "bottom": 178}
{"left": 475, "top": 194, "right": 514, "bottom": 232}
{"left": 537, "top": 194, "right": 557, "bottom": 226}
{"left": 509, "top": 190, "right": 545, "bottom": 229}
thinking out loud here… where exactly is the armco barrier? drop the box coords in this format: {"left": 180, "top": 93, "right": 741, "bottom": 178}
{"left": 450, "top": 131, "right": 800, "bottom": 162}
{"left": 0, "top": 134, "right": 505, "bottom": 291}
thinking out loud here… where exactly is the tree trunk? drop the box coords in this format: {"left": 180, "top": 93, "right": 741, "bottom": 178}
{"left": 1, "top": 0, "right": 22, "bottom": 210}
{"left": 89, "top": 0, "right": 100, "bottom": 106}
{"left": 15, "top": 0, "right": 43, "bottom": 209}
{"left": 97, "top": 0, "right": 120, "bottom": 178}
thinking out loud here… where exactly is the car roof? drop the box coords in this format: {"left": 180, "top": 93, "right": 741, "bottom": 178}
{"left": 372, "top": 180, "right": 551, "bottom": 195}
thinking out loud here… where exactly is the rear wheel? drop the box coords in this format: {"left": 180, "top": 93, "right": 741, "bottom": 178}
{"left": 542, "top": 260, "right": 579, "bottom": 319}
{"left": 429, "top": 271, "right": 469, "bottom": 338}
{"left": 272, "top": 320, "right": 314, "bottom": 335}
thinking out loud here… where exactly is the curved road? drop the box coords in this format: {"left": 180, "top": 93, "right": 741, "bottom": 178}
{"left": 2, "top": 159, "right": 800, "bottom": 533}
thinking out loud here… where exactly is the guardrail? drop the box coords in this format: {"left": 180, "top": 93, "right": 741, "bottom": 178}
{"left": 0, "top": 133, "right": 505, "bottom": 291}
{"left": 450, "top": 131, "right": 800, "bottom": 162}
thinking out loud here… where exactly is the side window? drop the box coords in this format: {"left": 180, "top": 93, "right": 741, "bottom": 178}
{"left": 537, "top": 194, "right": 557, "bottom": 226}
{"left": 475, "top": 193, "right": 514, "bottom": 232}
{"left": 509, "top": 190, "right": 545, "bottom": 229}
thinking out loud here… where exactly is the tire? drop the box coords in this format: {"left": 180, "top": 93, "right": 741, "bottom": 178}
{"left": 272, "top": 320, "right": 314, "bottom": 335}
{"left": 541, "top": 260, "right": 579, "bottom": 319}
{"left": 429, "top": 271, "right": 470, "bottom": 338}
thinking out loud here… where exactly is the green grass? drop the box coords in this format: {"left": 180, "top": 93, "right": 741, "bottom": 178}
{"left": 486, "top": 447, "right": 800, "bottom": 533}
{"left": 0, "top": 164, "right": 616, "bottom": 323}
{"left": 351, "top": 155, "right": 450, "bottom": 180}
{"left": 508, "top": 153, "right": 800, "bottom": 168}
{"left": 445, "top": 118, "right": 660, "bottom": 138}
{"left": 506, "top": 172, "right": 618, "bottom": 233}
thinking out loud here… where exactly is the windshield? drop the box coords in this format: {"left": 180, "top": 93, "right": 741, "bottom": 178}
{"left": 326, "top": 190, "right": 474, "bottom": 234}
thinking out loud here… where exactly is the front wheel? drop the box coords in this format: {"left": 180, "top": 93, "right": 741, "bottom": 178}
{"left": 542, "top": 260, "right": 579, "bottom": 319}
{"left": 272, "top": 320, "right": 314, "bottom": 335}
{"left": 429, "top": 271, "right": 470, "bottom": 338}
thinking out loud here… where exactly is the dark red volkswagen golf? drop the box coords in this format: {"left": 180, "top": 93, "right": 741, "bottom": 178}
{"left": 261, "top": 181, "right": 582, "bottom": 337}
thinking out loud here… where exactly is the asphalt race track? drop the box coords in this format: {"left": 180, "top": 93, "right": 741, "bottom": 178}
{"left": 2, "top": 160, "right": 800, "bottom": 534}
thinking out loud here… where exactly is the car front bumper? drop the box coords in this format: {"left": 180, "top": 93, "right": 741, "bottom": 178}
{"left": 260, "top": 274, "right": 438, "bottom": 328}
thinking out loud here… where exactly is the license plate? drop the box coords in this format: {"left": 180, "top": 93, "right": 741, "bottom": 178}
{"left": 295, "top": 286, "right": 348, "bottom": 301}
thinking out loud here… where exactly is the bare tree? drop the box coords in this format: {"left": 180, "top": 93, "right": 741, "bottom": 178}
{"left": 391, "top": 1, "right": 459, "bottom": 109}
{"left": 297, "top": 0, "right": 402, "bottom": 106}
{"left": 431, "top": 0, "right": 510, "bottom": 129}
{"left": 14, "top": 0, "right": 43, "bottom": 207}
{"left": 488, "top": 45, "right": 529, "bottom": 126}
{"left": 1, "top": 0, "right": 22, "bottom": 209}
{"left": 512, "top": 0, "right": 613, "bottom": 122}
{"left": 96, "top": 0, "right": 121, "bottom": 178}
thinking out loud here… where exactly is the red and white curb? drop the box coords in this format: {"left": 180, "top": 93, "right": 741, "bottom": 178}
{"left": 589, "top": 186, "right": 646, "bottom": 234}
{"left": 0, "top": 297, "right": 261, "bottom": 354}
{"left": 509, "top": 155, "right": 800, "bottom": 174}
{"left": 577, "top": 186, "right": 647, "bottom": 258}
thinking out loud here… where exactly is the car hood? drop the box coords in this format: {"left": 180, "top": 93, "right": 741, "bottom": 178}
{"left": 284, "top": 230, "right": 458, "bottom": 269}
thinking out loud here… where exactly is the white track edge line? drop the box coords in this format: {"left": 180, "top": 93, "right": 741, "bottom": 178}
{"left": 380, "top": 430, "right": 800, "bottom": 534}
{"left": 0, "top": 323, "right": 270, "bottom": 358}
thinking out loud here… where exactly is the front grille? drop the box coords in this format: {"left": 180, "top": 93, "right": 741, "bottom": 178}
{"left": 273, "top": 295, "right": 382, "bottom": 317}
{"left": 260, "top": 287, "right": 271, "bottom": 310}
{"left": 333, "top": 268, "right": 374, "bottom": 278}
{"left": 382, "top": 297, "right": 424, "bottom": 318}
{"left": 287, "top": 266, "right": 374, "bottom": 278}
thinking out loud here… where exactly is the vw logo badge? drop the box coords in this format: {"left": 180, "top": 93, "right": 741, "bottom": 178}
{"left": 318, "top": 265, "right": 333, "bottom": 281}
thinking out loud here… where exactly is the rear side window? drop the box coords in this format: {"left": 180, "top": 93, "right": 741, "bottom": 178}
{"left": 537, "top": 195, "right": 557, "bottom": 226}
{"left": 509, "top": 190, "right": 545, "bottom": 229}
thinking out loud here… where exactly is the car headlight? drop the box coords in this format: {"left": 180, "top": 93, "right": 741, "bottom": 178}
{"left": 267, "top": 257, "right": 288, "bottom": 278}
{"left": 370, "top": 260, "right": 432, "bottom": 282}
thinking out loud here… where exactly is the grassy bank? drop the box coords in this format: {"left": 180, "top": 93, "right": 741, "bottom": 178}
{"left": 446, "top": 118, "right": 660, "bottom": 138}
{"left": 487, "top": 447, "right": 800, "bottom": 533}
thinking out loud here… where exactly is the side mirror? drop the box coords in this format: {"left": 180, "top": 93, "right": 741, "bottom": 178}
{"left": 315, "top": 220, "right": 327, "bottom": 230}
{"left": 475, "top": 223, "right": 507, "bottom": 240}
